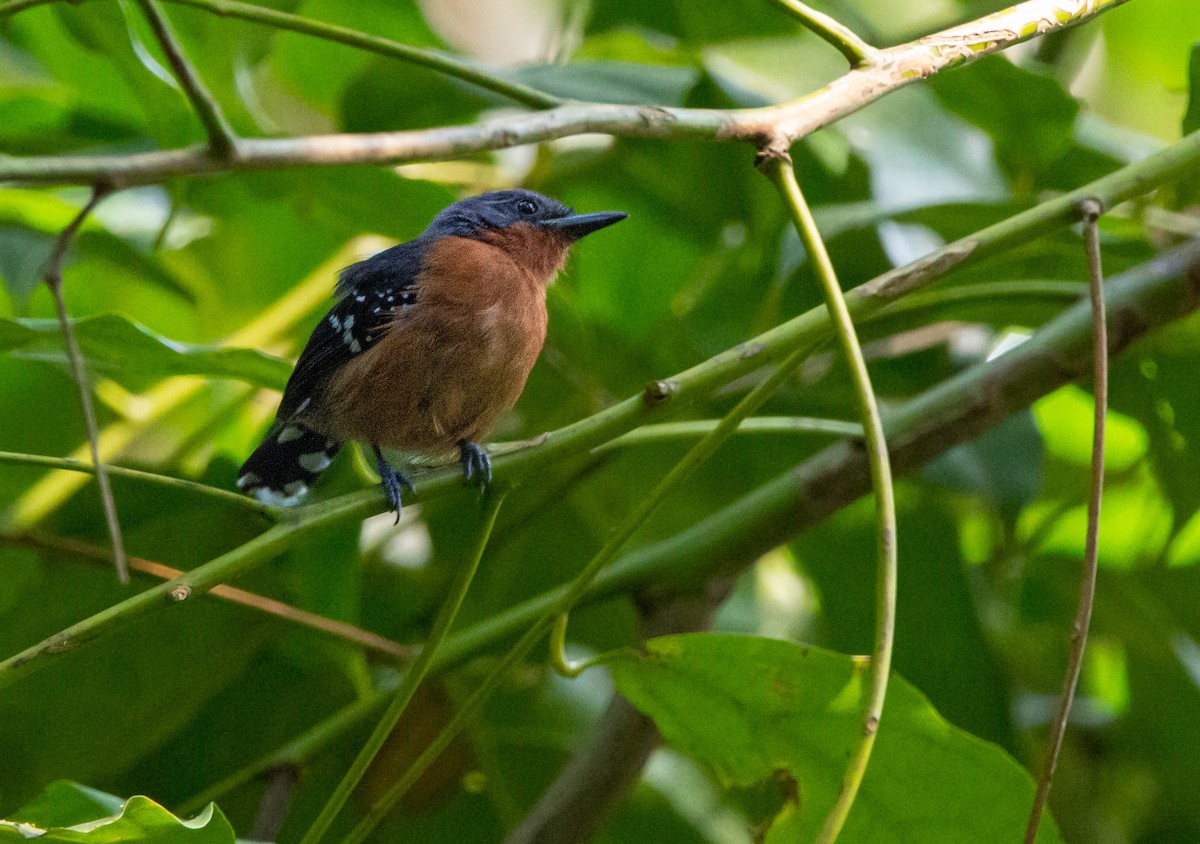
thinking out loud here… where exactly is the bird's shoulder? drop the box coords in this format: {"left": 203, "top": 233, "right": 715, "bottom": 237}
{"left": 277, "top": 240, "right": 426, "bottom": 420}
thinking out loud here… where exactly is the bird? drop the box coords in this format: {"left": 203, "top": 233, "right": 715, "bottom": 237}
{"left": 236, "top": 189, "right": 627, "bottom": 518}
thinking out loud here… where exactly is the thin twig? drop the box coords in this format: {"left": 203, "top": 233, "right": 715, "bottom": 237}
{"left": 760, "top": 154, "right": 896, "bottom": 843}
{"left": 2, "top": 148, "right": 1197, "bottom": 692}
{"left": 173, "top": 244, "right": 1200, "bottom": 818}
{"left": 250, "top": 763, "right": 302, "bottom": 843}
{"left": 1023, "top": 197, "right": 1108, "bottom": 843}
{"left": 161, "top": 0, "right": 561, "bottom": 109}
{"left": 133, "top": 0, "right": 238, "bottom": 158}
{"left": 770, "top": 0, "right": 877, "bottom": 67}
{"left": 341, "top": 265, "right": 846, "bottom": 844}
{"left": 507, "top": 585, "right": 732, "bottom": 844}
{"left": 43, "top": 187, "right": 130, "bottom": 584}
{"left": 0, "top": 449, "right": 274, "bottom": 517}
{"left": 0, "top": 0, "right": 1133, "bottom": 186}
{"left": 301, "top": 490, "right": 507, "bottom": 844}
{"left": 3, "top": 532, "right": 413, "bottom": 660}
{"left": 594, "top": 416, "right": 863, "bottom": 452}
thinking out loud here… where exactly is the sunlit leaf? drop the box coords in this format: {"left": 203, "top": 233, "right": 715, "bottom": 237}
{"left": 1, "top": 792, "right": 234, "bottom": 843}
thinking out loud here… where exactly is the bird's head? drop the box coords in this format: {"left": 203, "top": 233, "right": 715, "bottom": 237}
{"left": 424, "top": 190, "right": 626, "bottom": 280}
{"left": 426, "top": 190, "right": 627, "bottom": 242}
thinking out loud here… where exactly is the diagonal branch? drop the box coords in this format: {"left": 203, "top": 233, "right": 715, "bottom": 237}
{"left": 3, "top": 531, "right": 412, "bottom": 659}
{"left": 176, "top": 242, "right": 1200, "bottom": 817}
{"left": 770, "top": 0, "right": 877, "bottom": 67}
{"left": 160, "top": 0, "right": 561, "bottom": 109}
{"left": 1023, "top": 198, "right": 1108, "bottom": 843}
{"left": 0, "top": 0, "right": 1131, "bottom": 186}
{"left": 133, "top": 0, "right": 238, "bottom": 158}
{"left": 43, "top": 187, "right": 130, "bottom": 584}
{"left": 0, "top": 131, "right": 1196, "bottom": 691}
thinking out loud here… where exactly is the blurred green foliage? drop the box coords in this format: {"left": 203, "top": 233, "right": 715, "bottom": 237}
{"left": 1, "top": 0, "right": 1199, "bottom": 842}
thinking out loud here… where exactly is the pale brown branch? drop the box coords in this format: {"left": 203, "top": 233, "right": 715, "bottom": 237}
{"left": 1023, "top": 197, "right": 1108, "bottom": 843}
{"left": 4, "top": 532, "right": 413, "bottom": 660}
{"left": 0, "top": 0, "right": 1131, "bottom": 187}
{"left": 43, "top": 187, "right": 129, "bottom": 583}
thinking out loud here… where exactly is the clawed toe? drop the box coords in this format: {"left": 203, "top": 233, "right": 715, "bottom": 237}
{"left": 457, "top": 440, "right": 492, "bottom": 491}
{"left": 374, "top": 446, "right": 414, "bottom": 523}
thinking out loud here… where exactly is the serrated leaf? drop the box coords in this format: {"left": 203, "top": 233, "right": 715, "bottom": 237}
{"left": 0, "top": 794, "right": 234, "bottom": 843}
{"left": 0, "top": 313, "right": 290, "bottom": 391}
{"left": 607, "top": 634, "right": 1062, "bottom": 843}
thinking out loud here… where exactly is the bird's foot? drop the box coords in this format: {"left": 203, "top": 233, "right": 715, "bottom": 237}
{"left": 457, "top": 440, "right": 492, "bottom": 492}
{"left": 374, "top": 447, "right": 414, "bottom": 524}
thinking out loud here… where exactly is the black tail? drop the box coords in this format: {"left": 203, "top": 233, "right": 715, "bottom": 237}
{"left": 237, "top": 422, "right": 341, "bottom": 506}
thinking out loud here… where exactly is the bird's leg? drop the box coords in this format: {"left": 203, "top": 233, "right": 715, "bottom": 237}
{"left": 374, "top": 445, "right": 414, "bottom": 524}
{"left": 457, "top": 440, "right": 492, "bottom": 491}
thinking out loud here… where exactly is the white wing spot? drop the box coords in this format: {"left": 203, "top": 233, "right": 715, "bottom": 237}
{"left": 329, "top": 314, "right": 342, "bottom": 330}
{"left": 277, "top": 425, "right": 305, "bottom": 443}
{"left": 298, "top": 452, "right": 332, "bottom": 473}
{"left": 236, "top": 472, "right": 261, "bottom": 490}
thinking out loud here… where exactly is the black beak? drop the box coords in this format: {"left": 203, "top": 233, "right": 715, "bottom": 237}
{"left": 538, "top": 211, "right": 627, "bottom": 241}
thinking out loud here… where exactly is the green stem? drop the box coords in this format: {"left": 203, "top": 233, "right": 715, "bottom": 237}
{"left": 595, "top": 416, "right": 862, "bottom": 452}
{"left": 134, "top": 0, "right": 238, "bottom": 157}
{"left": 301, "top": 490, "right": 506, "bottom": 844}
{"left": 161, "top": 0, "right": 560, "bottom": 109}
{"left": 3, "top": 132, "right": 1197, "bottom": 691}
{"left": 0, "top": 450, "right": 273, "bottom": 518}
{"left": 761, "top": 154, "right": 896, "bottom": 844}
{"left": 770, "top": 0, "right": 877, "bottom": 67}
{"left": 180, "top": 243, "right": 1200, "bottom": 817}
{"left": 342, "top": 295, "right": 831, "bottom": 844}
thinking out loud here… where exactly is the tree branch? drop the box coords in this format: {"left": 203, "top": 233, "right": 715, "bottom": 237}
{"left": 300, "top": 491, "right": 507, "bottom": 844}
{"left": 506, "top": 583, "right": 732, "bottom": 844}
{"left": 0, "top": 449, "right": 273, "bottom": 517}
{"left": 1023, "top": 197, "right": 1108, "bottom": 843}
{"left": 134, "top": 0, "right": 238, "bottom": 158}
{"left": 769, "top": 0, "right": 877, "bottom": 67}
{"left": 175, "top": 242, "right": 1200, "bottom": 815}
{"left": 1, "top": 131, "right": 1196, "bottom": 691}
{"left": 0, "top": 0, "right": 1131, "bottom": 186}
{"left": 160, "top": 0, "right": 561, "bottom": 109}
{"left": 2, "top": 531, "right": 412, "bottom": 660}
{"left": 761, "top": 153, "right": 895, "bottom": 844}
{"left": 42, "top": 187, "right": 130, "bottom": 583}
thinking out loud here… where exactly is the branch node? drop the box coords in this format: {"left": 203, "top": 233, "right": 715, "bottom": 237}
{"left": 1078, "top": 196, "right": 1105, "bottom": 223}
{"left": 170, "top": 584, "right": 193, "bottom": 602}
{"left": 754, "top": 142, "right": 793, "bottom": 173}
{"left": 643, "top": 379, "right": 680, "bottom": 406}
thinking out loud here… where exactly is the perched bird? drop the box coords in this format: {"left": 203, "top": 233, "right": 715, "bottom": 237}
{"left": 237, "top": 190, "right": 626, "bottom": 516}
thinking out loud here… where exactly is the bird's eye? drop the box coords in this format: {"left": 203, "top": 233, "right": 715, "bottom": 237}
{"left": 516, "top": 199, "right": 537, "bottom": 216}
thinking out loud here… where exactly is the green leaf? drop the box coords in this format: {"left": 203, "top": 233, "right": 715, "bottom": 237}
{"left": 929, "top": 56, "right": 1080, "bottom": 182}
{"left": 7, "top": 781, "right": 124, "bottom": 829}
{"left": 1, "top": 794, "right": 234, "bottom": 843}
{"left": 1185, "top": 43, "right": 1200, "bottom": 136}
{"left": 513, "top": 62, "right": 700, "bottom": 106}
{"left": 0, "top": 313, "right": 290, "bottom": 391}
{"left": 607, "top": 634, "right": 1062, "bottom": 843}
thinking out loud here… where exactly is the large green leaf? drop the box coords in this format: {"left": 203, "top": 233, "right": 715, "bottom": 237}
{"left": 607, "top": 634, "right": 1061, "bottom": 843}
{"left": 0, "top": 313, "right": 290, "bottom": 391}
{"left": 1, "top": 790, "right": 234, "bottom": 843}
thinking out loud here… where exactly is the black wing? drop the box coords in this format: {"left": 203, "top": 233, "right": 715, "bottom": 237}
{"left": 276, "top": 240, "right": 425, "bottom": 422}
